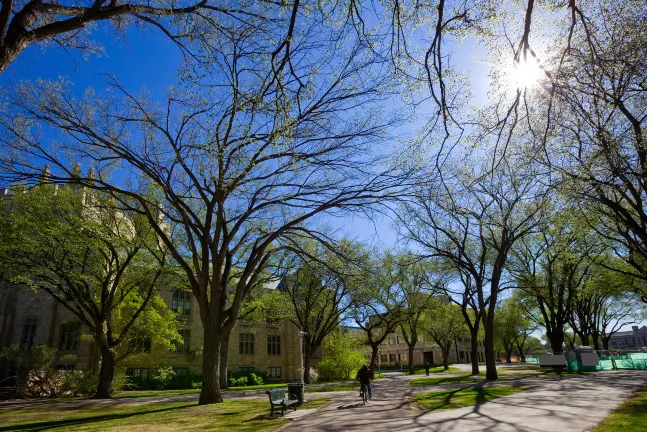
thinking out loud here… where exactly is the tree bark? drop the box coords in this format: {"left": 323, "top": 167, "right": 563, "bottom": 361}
{"left": 483, "top": 316, "right": 498, "bottom": 380}
{"left": 94, "top": 341, "right": 115, "bottom": 399}
{"left": 369, "top": 345, "right": 379, "bottom": 371}
{"left": 469, "top": 327, "right": 480, "bottom": 375}
{"left": 408, "top": 343, "right": 415, "bottom": 374}
{"left": 199, "top": 326, "right": 223, "bottom": 404}
{"left": 548, "top": 330, "right": 565, "bottom": 354}
{"left": 219, "top": 335, "right": 230, "bottom": 389}
{"left": 442, "top": 347, "right": 449, "bottom": 370}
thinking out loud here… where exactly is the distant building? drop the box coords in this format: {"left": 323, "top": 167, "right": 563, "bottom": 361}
{"left": 607, "top": 325, "right": 647, "bottom": 350}
{"left": 0, "top": 280, "right": 316, "bottom": 383}
{"left": 372, "top": 330, "right": 485, "bottom": 368}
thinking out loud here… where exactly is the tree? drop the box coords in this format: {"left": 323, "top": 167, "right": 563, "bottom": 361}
{"left": 584, "top": 266, "right": 646, "bottom": 350}
{"left": 421, "top": 298, "right": 467, "bottom": 370}
{"left": 0, "top": 6, "right": 411, "bottom": 402}
{"left": 317, "top": 330, "right": 365, "bottom": 381}
{"left": 281, "top": 240, "right": 366, "bottom": 383}
{"left": 400, "top": 155, "right": 544, "bottom": 380}
{"left": 494, "top": 296, "right": 536, "bottom": 363}
{"left": 539, "top": 2, "right": 647, "bottom": 301}
{"left": 0, "top": 0, "right": 283, "bottom": 74}
{"left": 351, "top": 253, "right": 406, "bottom": 371}
{"left": 445, "top": 270, "right": 483, "bottom": 375}
{"left": 398, "top": 258, "right": 443, "bottom": 374}
{"left": 0, "top": 181, "right": 180, "bottom": 398}
{"left": 510, "top": 208, "right": 595, "bottom": 354}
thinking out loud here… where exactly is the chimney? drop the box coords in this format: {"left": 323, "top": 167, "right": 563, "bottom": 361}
{"left": 632, "top": 325, "right": 639, "bottom": 332}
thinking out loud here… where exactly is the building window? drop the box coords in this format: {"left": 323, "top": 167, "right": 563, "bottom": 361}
{"left": 240, "top": 367, "right": 254, "bottom": 374}
{"left": 389, "top": 353, "right": 396, "bottom": 362}
{"left": 239, "top": 334, "right": 254, "bottom": 355}
{"left": 172, "top": 330, "right": 191, "bottom": 354}
{"left": 174, "top": 367, "right": 189, "bottom": 377}
{"left": 21, "top": 317, "right": 38, "bottom": 350}
{"left": 126, "top": 368, "right": 149, "bottom": 380}
{"left": 172, "top": 290, "right": 191, "bottom": 317}
{"left": 267, "top": 335, "right": 281, "bottom": 355}
{"left": 380, "top": 354, "right": 388, "bottom": 362}
{"left": 59, "top": 322, "right": 81, "bottom": 351}
{"left": 268, "top": 367, "right": 281, "bottom": 379}
{"left": 129, "top": 337, "right": 151, "bottom": 353}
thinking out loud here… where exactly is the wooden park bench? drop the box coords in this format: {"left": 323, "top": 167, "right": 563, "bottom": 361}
{"left": 266, "top": 388, "right": 298, "bottom": 416}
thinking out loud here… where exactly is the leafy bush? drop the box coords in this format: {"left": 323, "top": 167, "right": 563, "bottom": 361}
{"left": 308, "top": 367, "right": 319, "bottom": 383}
{"left": 316, "top": 331, "right": 365, "bottom": 380}
{"left": 152, "top": 366, "right": 176, "bottom": 389}
{"left": 316, "top": 359, "right": 337, "bottom": 381}
{"left": 191, "top": 381, "right": 202, "bottom": 389}
{"left": 248, "top": 373, "right": 263, "bottom": 386}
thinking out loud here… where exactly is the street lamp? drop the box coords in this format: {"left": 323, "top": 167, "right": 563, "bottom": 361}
{"left": 298, "top": 331, "right": 307, "bottom": 385}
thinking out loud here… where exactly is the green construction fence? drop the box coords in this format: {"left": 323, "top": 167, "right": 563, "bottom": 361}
{"left": 567, "top": 352, "right": 647, "bottom": 372}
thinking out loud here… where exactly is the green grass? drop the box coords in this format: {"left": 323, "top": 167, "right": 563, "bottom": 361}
{"left": 412, "top": 386, "right": 526, "bottom": 411}
{"left": 0, "top": 398, "right": 330, "bottom": 432}
{"left": 116, "top": 383, "right": 291, "bottom": 398}
{"left": 592, "top": 389, "right": 647, "bottom": 432}
{"left": 413, "top": 366, "right": 461, "bottom": 375}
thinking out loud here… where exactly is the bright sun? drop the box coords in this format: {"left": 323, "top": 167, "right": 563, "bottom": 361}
{"left": 509, "top": 56, "right": 542, "bottom": 89}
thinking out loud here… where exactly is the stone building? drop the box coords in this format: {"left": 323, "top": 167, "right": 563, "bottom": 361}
{"left": 373, "top": 330, "right": 486, "bottom": 369}
{"left": 0, "top": 175, "right": 317, "bottom": 385}
{"left": 607, "top": 325, "right": 647, "bottom": 351}
{"left": 0, "top": 279, "right": 315, "bottom": 383}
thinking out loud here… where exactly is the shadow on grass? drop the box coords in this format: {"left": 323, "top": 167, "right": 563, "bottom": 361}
{"left": 0, "top": 404, "right": 193, "bottom": 431}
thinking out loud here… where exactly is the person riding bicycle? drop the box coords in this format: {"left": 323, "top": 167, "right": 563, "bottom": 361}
{"left": 356, "top": 364, "right": 374, "bottom": 399}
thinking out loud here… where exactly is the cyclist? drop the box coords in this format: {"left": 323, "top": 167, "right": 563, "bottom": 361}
{"left": 356, "top": 364, "right": 374, "bottom": 399}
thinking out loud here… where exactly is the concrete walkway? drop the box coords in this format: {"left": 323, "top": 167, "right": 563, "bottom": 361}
{"left": 282, "top": 370, "right": 647, "bottom": 432}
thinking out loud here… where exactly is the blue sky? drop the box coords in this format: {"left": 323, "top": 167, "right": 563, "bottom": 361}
{"left": 1, "top": 22, "right": 496, "bottom": 251}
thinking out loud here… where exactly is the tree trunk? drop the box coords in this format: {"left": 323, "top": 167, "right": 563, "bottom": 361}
{"left": 591, "top": 331, "right": 601, "bottom": 351}
{"left": 602, "top": 336, "right": 610, "bottom": 350}
{"left": 94, "top": 341, "right": 115, "bottom": 399}
{"left": 580, "top": 334, "right": 590, "bottom": 347}
{"left": 548, "top": 330, "right": 565, "bottom": 354}
{"left": 199, "top": 326, "right": 223, "bottom": 404}
{"left": 506, "top": 349, "right": 512, "bottom": 364}
{"left": 304, "top": 349, "right": 312, "bottom": 384}
{"left": 408, "top": 343, "right": 415, "bottom": 374}
{"left": 483, "top": 317, "right": 498, "bottom": 380}
{"left": 369, "top": 345, "right": 379, "bottom": 371}
{"left": 469, "top": 327, "right": 480, "bottom": 375}
{"left": 442, "top": 347, "right": 449, "bottom": 370}
{"left": 219, "top": 335, "right": 230, "bottom": 389}
{"left": 517, "top": 342, "right": 526, "bottom": 363}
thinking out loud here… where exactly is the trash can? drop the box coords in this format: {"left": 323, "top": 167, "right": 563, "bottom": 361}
{"left": 288, "top": 382, "right": 305, "bottom": 406}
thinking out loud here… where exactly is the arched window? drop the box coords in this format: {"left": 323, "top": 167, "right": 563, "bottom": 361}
{"left": 172, "top": 290, "right": 191, "bottom": 316}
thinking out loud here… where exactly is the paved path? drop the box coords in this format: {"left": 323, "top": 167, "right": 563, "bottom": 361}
{"left": 282, "top": 370, "right": 647, "bottom": 432}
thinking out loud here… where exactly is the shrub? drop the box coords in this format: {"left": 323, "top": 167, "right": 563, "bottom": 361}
{"left": 316, "top": 331, "right": 365, "bottom": 380}
{"left": 248, "top": 373, "right": 263, "bottom": 386}
{"left": 152, "top": 366, "right": 176, "bottom": 389}
{"left": 191, "top": 381, "right": 202, "bottom": 389}
{"left": 308, "top": 367, "right": 319, "bottom": 383}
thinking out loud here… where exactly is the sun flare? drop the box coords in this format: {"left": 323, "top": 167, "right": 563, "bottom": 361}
{"left": 509, "top": 56, "right": 542, "bottom": 89}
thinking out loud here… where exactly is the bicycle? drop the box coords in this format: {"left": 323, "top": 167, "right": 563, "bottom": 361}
{"left": 360, "top": 383, "right": 369, "bottom": 405}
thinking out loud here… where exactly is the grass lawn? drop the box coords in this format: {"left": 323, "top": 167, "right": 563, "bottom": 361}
{"left": 412, "top": 386, "right": 526, "bottom": 411}
{"left": 413, "top": 366, "right": 461, "bottom": 375}
{"left": 116, "top": 383, "right": 289, "bottom": 399}
{"left": 0, "top": 398, "right": 330, "bottom": 432}
{"left": 592, "top": 389, "right": 647, "bottom": 432}
{"left": 116, "top": 379, "right": 372, "bottom": 399}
